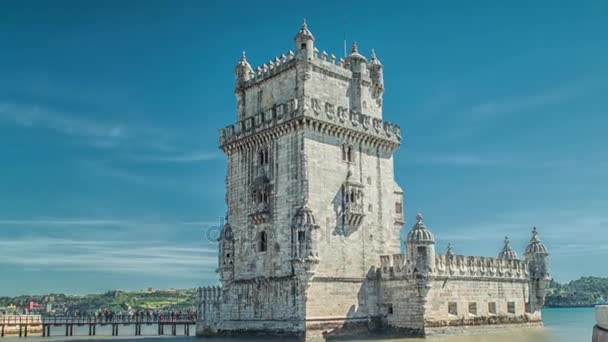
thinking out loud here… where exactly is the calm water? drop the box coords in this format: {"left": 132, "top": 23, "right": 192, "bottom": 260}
{"left": 5, "top": 308, "right": 595, "bottom": 342}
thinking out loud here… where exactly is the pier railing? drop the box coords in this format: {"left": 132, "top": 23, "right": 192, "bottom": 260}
{"left": 0, "top": 314, "right": 197, "bottom": 338}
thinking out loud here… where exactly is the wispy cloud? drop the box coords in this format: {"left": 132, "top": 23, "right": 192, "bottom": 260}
{"left": 468, "top": 82, "right": 581, "bottom": 121}
{"left": 435, "top": 206, "right": 608, "bottom": 259}
{"left": 125, "top": 151, "right": 222, "bottom": 163}
{"left": 0, "top": 237, "right": 218, "bottom": 278}
{"left": 0, "top": 102, "right": 125, "bottom": 143}
{"left": 406, "top": 154, "right": 513, "bottom": 167}
{"left": 0, "top": 101, "right": 218, "bottom": 164}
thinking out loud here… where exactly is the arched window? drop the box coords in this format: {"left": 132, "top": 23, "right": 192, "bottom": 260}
{"left": 259, "top": 148, "right": 270, "bottom": 166}
{"left": 342, "top": 144, "right": 354, "bottom": 163}
{"left": 258, "top": 231, "right": 268, "bottom": 252}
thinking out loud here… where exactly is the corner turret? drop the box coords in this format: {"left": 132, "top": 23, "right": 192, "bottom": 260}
{"left": 406, "top": 212, "right": 436, "bottom": 274}
{"left": 234, "top": 51, "right": 253, "bottom": 86}
{"left": 524, "top": 227, "right": 551, "bottom": 312}
{"left": 498, "top": 236, "right": 518, "bottom": 260}
{"left": 294, "top": 19, "right": 315, "bottom": 60}
{"left": 346, "top": 42, "right": 368, "bottom": 74}
{"left": 368, "top": 49, "right": 384, "bottom": 89}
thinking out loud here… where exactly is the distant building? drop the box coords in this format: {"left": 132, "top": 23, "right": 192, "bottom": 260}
{"left": 197, "top": 21, "right": 552, "bottom": 340}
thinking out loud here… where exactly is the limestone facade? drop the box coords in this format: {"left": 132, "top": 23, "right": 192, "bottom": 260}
{"left": 197, "top": 21, "right": 552, "bottom": 340}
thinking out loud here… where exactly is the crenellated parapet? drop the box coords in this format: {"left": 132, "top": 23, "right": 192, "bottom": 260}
{"left": 377, "top": 253, "right": 529, "bottom": 281}
{"left": 237, "top": 51, "right": 296, "bottom": 89}
{"left": 200, "top": 285, "right": 222, "bottom": 304}
{"left": 219, "top": 96, "right": 401, "bottom": 153}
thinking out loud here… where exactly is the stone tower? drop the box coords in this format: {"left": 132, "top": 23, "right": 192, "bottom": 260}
{"left": 200, "top": 21, "right": 551, "bottom": 339}
{"left": 524, "top": 227, "right": 551, "bottom": 312}
{"left": 212, "top": 20, "right": 403, "bottom": 336}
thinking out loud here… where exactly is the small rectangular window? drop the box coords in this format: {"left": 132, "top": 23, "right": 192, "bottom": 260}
{"left": 448, "top": 302, "right": 458, "bottom": 316}
{"left": 507, "top": 302, "right": 516, "bottom": 314}
{"left": 468, "top": 302, "right": 477, "bottom": 316}
{"left": 298, "top": 231, "right": 306, "bottom": 243}
{"left": 395, "top": 202, "right": 403, "bottom": 214}
{"left": 384, "top": 303, "right": 393, "bottom": 315}
{"left": 488, "top": 302, "right": 497, "bottom": 315}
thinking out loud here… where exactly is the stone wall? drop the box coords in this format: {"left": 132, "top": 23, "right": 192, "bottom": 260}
{"left": 424, "top": 278, "right": 532, "bottom": 325}
{"left": 304, "top": 131, "right": 402, "bottom": 280}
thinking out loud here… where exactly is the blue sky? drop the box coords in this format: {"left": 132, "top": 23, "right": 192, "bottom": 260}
{"left": 0, "top": 0, "right": 606, "bottom": 296}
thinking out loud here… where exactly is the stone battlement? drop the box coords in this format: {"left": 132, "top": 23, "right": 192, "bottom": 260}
{"left": 239, "top": 46, "right": 369, "bottom": 91}
{"left": 219, "top": 96, "right": 401, "bottom": 151}
{"left": 378, "top": 253, "right": 529, "bottom": 280}
{"left": 199, "top": 286, "right": 222, "bottom": 303}
{"left": 240, "top": 51, "right": 296, "bottom": 89}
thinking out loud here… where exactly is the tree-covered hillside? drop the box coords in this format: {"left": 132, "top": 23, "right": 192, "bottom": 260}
{"left": 546, "top": 277, "right": 608, "bottom": 307}
{"left": 2, "top": 277, "right": 608, "bottom": 313}
{"left": 0, "top": 288, "right": 199, "bottom": 314}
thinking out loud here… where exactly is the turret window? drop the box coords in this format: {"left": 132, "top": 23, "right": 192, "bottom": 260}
{"left": 298, "top": 231, "right": 306, "bottom": 243}
{"left": 256, "top": 190, "right": 269, "bottom": 204}
{"left": 395, "top": 202, "right": 403, "bottom": 214}
{"left": 259, "top": 148, "right": 270, "bottom": 166}
{"left": 258, "top": 231, "right": 268, "bottom": 252}
{"left": 342, "top": 144, "right": 354, "bottom": 163}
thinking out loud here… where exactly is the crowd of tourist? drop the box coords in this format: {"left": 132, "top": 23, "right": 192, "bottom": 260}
{"left": 62, "top": 309, "right": 197, "bottom": 322}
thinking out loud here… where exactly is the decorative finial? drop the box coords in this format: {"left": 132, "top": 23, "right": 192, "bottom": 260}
{"left": 504, "top": 236, "right": 510, "bottom": 244}
{"left": 371, "top": 49, "right": 376, "bottom": 59}
{"left": 351, "top": 41, "right": 359, "bottom": 53}
{"left": 241, "top": 51, "right": 247, "bottom": 61}
{"left": 302, "top": 18, "right": 307, "bottom": 29}
{"left": 446, "top": 243, "right": 453, "bottom": 255}
{"left": 531, "top": 226, "right": 540, "bottom": 242}
{"left": 416, "top": 212, "right": 423, "bottom": 222}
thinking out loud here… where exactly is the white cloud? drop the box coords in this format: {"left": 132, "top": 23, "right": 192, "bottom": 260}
{"left": 0, "top": 102, "right": 218, "bottom": 164}
{"left": 406, "top": 154, "right": 513, "bottom": 167}
{"left": 0, "top": 237, "right": 218, "bottom": 278}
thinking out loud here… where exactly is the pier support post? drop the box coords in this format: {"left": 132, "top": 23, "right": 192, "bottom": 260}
{"left": 1, "top": 324, "right": 4, "bottom": 337}
{"left": 24, "top": 325, "right": 28, "bottom": 337}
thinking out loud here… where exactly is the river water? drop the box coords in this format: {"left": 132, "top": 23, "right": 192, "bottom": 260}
{"left": 3, "top": 307, "right": 594, "bottom": 342}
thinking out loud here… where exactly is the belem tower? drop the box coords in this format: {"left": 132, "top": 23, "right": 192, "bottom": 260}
{"left": 197, "top": 21, "right": 552, "bottom": 340}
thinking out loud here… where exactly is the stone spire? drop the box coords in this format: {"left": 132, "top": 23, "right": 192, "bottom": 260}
{"left": 294, "top": 19, "right": 315, "bottom": 60}
{"left": 368, "top": 48, "right": 384, "bottom": 91}
{"left": 524, "top": 227, "right": 549, "bottom": 258}
{"left": 234, "top": 51, "right": 253, "bottom": 84}
{"left": 406, "top": 213, "right": 435, "bottom": 244}
{"left": 406, "top": 212, "right": 436, "bottom": 274}
{"left": 294, "top": 18, "right": 314, "bottom": 41}
{"left": 445, "top": 243, "right": 454, "bottom": 258}
{"left": 347, "top": 41, "right": 368, "bottom": 62}
{"left": 498, "top": 236, "right": 518, "bottom": 260}
{"left": 369, "top": 49, "right": 382, "bottom": 66}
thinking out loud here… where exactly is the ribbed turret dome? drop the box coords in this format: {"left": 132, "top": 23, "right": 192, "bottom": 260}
{"left": 293, "top": 204, "right": 316, "bottom": 227}
{"left": 524, "top": 227, "right": 548, "bottom": 256}
{"left": 369, "top": 49, "right": 382, "bottom": 66}
{"left": 406, "top": 213, "right": 435, "bottom": 244}
{"left": 234, "top": 51, "right": 253, "bottom": 75}
{"left": 294, "top": 19, "right": 314, "bottom": 41}
{"left": 498, "top": 236, "right": 518, "bottom": 259}
{"left": 347, "top": 41, "right": 368, "bottom": 63}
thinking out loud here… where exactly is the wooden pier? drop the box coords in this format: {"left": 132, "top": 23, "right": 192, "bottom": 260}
{"left": 1, "top": 315, "right": 196, "bottom": 338}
